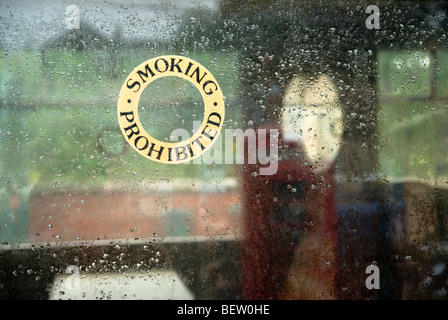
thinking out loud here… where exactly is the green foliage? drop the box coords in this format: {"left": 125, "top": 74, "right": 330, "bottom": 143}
{"left": 0, "top": 48, "right": 241, "bottom": 191}
{"left": 378, "top": 50, "right": 448, "bottom": 181}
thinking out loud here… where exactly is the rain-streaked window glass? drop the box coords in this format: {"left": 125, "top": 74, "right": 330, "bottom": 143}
{"left": 1, "top": 0, "right": 448, "bottom": 302}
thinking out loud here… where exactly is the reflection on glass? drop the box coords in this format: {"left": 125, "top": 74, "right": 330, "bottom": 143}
{"left": 282, "top": 74, "right": 343, "bottom": 172}
{"left": 0, "top": 0, "right": 448, "bottom": 301}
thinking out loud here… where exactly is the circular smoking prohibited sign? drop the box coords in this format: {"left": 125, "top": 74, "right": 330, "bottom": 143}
{"left": 117, "top": 55, "right": 225, "bottom": 164}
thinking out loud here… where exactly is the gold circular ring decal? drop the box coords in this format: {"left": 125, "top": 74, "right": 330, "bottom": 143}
{"left": 117, "top": 55, "right": 225, "bottom": 164}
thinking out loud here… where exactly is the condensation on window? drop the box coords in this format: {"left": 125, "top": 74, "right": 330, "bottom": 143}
{"left": 1, "top": 0, "right": 448, "bottom": 300}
